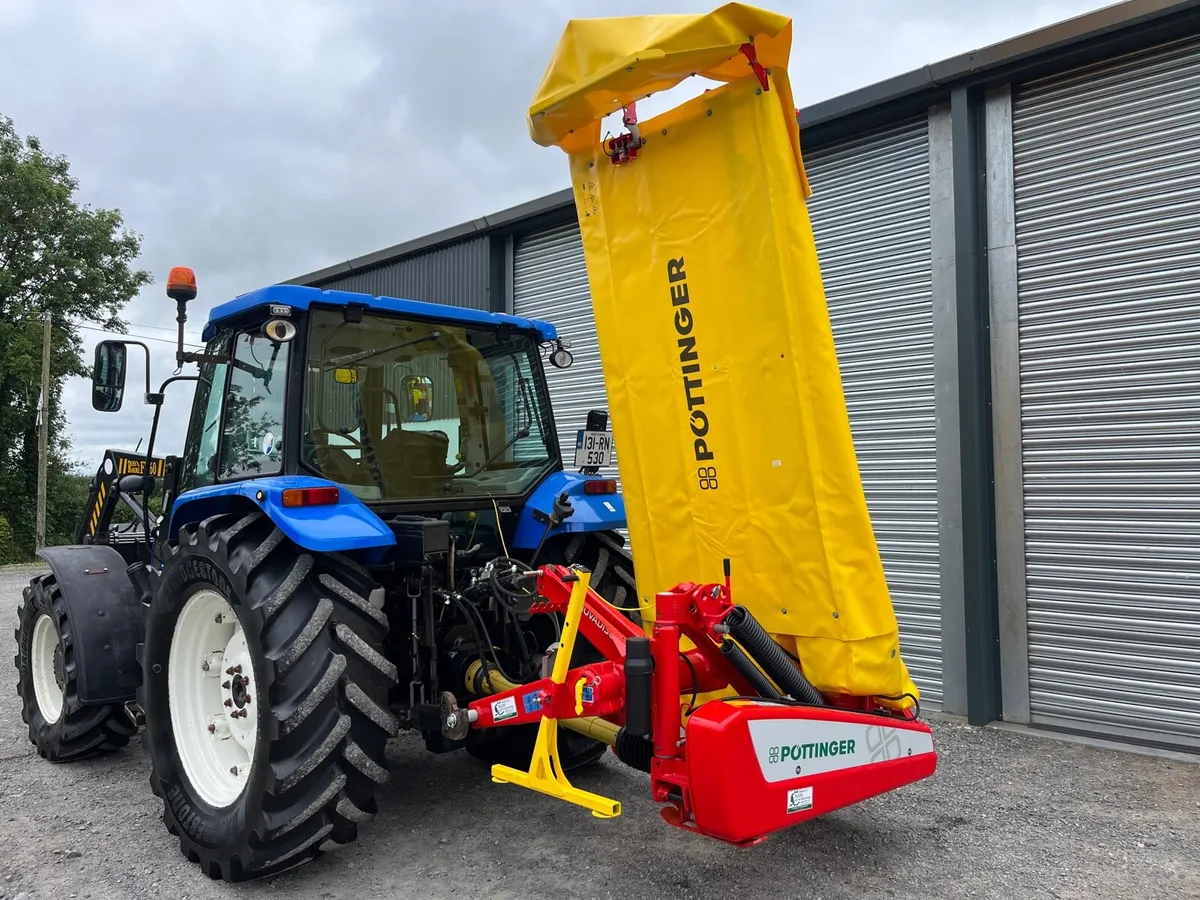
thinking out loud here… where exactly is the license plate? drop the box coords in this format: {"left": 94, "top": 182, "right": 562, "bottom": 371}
{"left": 574, "top": 429, "right": 612, "bottom": 468}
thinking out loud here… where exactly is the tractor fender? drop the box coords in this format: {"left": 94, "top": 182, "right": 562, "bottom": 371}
{"left": 165, "top": 475, "right": 396, "bottom": 562}
{"left": 511, "top": 470, "right": 627, "bottom": 550}
{"left": 35, "top": 543, "right": 143, "bottom": 705}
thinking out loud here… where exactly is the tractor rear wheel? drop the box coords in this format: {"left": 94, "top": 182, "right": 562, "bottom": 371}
{"left": 13, "top": 572, "right": 136, "bottom": 761}
{"left": 139, "top": 511, "right": 398, "bottom": 882}
{"left": 465, "top": 529, "right": 639, "bottom": 772}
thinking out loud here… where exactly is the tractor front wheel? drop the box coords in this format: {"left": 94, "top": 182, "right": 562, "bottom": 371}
{"left": 13, "top": 572, "right": 135, "bottom": 761}
{"left": 140, "top": 511, "right": 398, "bottom": 882}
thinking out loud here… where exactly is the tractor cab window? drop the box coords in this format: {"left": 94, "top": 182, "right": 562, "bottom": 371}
{"left": 302, "top": 306, "right": 554, "bottom": 502}
{"left": 218, "top": 331, "right": 290, "bottom": 480}
{"left": 178, "top": 331, "right": 231, "bottom": 493}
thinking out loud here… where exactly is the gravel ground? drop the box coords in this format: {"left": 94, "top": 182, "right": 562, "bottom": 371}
{"left": 1, "top": 564, "right": 1197, "bottom": 900}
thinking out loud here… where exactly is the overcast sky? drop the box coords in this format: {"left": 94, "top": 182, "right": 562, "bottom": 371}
{"left": 0, "top": 0, "right": 1113, "bottom": 472}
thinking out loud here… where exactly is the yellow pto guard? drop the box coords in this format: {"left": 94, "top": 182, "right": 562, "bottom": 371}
{"left": 488, "top": 570, "right": 622, "bottom": 818}
{"left": 527, "top": 3, "right": 921, "bottom": 709}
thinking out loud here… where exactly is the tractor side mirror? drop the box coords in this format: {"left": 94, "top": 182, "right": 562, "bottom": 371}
{"left": 92, "top": 340, "right": 128, "bottom": 412}
{"left": 400, "top": 374, "right": 434, "bottom": 423}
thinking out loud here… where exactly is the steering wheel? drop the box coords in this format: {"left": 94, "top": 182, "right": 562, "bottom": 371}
{"left": 308, "top": 428, "right": 369, "bottom": 484}
{"left": 310, "top": 428, "right": 366, "bottom": 451}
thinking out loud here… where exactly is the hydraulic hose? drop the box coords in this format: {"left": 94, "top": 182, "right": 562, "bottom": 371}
{"left": 723, "top": 605, "right": 825, "bottom": 706}
{"left": 720, "top": 639, "right": 783, "bottom": 700}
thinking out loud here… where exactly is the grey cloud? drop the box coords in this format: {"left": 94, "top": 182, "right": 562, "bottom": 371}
{"left": 1, "top": 0, "right": 1108, "bottom": 472}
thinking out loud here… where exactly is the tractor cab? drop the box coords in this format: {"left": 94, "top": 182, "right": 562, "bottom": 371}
{"left": 88, "top": 272, "right": 624, "bottom": 567}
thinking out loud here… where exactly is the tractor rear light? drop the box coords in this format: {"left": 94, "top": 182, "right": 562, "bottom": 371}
{"left": 281, "top": 486, "right": 340, "bottom": 508}
{"left": 583, "top": 478, "right": 617, "bottom": 495}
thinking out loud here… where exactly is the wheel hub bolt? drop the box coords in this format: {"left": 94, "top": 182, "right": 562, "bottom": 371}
{"left": 224, "top": 699, "right": 233, "bottom": 708}
{"left": 208, "top": 724, "right": 216, "bottom": 733}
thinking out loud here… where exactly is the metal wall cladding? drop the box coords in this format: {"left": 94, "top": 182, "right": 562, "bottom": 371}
{"left": 315, "top": 236, "right": 491, "bottom": 310}
{"left": 1013, "top": 35, "right": 1200, "bottom": 747}
{"left": 804, "top": 116, "right": 943, "bottom": 707}
{"left": 512, "top": 221, "right": 623, "bottom": 489}
{"left": 312, "top": 236, "right": 490, "bottom": 427}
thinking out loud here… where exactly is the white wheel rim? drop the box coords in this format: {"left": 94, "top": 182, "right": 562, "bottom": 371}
{"left": 30, "top": 613, "right": 63, "bottom": 724}
{"left": 168, "top": 589, "right": 259, "bottom": 809}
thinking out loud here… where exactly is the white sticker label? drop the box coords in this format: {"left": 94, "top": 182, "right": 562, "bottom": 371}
{"left": 787, "top": 786, "right": 813, "bottom": 814}
{"left": 491, "top": 696, "right": 518, "bottom": 722}
{"left": 748, "top": 717, "right": 935, "bottom": 783}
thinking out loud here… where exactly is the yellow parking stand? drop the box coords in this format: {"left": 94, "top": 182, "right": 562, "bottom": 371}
{"left": 489, "top": 569, "right": 622, "bottom": 818}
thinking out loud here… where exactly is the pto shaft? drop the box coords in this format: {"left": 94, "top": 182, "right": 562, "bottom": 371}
{"left": 462, "top": 659, "right": 621, "bottom": 745}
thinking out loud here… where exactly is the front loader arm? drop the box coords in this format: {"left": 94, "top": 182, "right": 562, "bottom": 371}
{"left": 78, "top": 449, "right": 166, "bottom": 546}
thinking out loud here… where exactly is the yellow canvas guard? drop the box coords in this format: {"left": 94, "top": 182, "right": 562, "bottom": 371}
{"left": 528, "top": 3, "right": 919, "bottom": 706}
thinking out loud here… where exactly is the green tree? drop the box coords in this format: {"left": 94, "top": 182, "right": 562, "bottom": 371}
{"left": 0, "top": 114, "right": 150, "bottom": 559}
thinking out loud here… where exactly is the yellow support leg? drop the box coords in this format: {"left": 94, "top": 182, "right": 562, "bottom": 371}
{"left": 489, "top": 569, "right": 622, "bottom": 819}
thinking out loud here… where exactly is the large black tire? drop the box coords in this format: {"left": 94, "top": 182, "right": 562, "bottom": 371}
{"left": 465, "top": 529, "right": 639, "bottom": 771}
{"left": 13, "top": 572, "right": 136, "bottom": 761}
{"left": 554, "top": 529, "right": 640, "bottom": 625}
{"left": 140, "top": 511, "right": 398, "bottom": 882}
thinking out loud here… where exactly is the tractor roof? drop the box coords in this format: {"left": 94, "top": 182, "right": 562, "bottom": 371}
{"left": 201, "top": 283, "right": 558, "bottom": 343}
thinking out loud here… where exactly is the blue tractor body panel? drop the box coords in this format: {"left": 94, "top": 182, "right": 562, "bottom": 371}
{"left": 166, "top": 475, "right": 396, "bottom": 562}
{"left": 511, "top": 470, "right": 628, "bottom": 550}
{"left": 202, "top": 283, "right": 558, "bottom": 343}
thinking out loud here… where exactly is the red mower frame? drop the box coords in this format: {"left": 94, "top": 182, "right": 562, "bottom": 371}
{"left": 448, "top": 563, "right": 938, "bottom": 846}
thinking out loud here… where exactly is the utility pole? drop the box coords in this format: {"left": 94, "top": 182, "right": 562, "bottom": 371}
{"left": 36, "top": 310, "right": 51, "bottom": 550}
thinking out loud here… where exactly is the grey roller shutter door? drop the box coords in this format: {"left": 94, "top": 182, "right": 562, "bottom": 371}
{"left": 512, "top": 221, "right": 624, "bottom": 491}
{"left": 1012, "top": 35, "right": 1200, "bottom": 747}
{"left": 805, "top": 116, "right": 943, "bottom": 707}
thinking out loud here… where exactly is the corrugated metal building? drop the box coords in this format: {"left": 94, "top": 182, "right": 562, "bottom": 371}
{"left": 289, "top": 0, "right": 1200, "bottom": 754}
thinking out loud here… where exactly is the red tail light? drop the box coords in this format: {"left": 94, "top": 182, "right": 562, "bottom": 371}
{"left": 281, "top": 486, "right": 340, "bottom": 507}
{"left": 583, "top": 478, "right": 617, "bottom": 495}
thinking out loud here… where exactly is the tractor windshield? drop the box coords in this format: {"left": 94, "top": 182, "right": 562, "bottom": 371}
{"left": 302, "top": 306, "right": 556, "bottom": 502}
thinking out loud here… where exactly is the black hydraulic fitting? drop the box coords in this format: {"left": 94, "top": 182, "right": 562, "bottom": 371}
{"left": 624, "top": 636, "right": 654, "bottom": 738}
{"left": 724, "top": 605, "right": 825, "bottom": 706}
{"left": 614, "top": 727, "right": 653, "bottom": 773}
{"left": 126, "top": 561, "right": 153, "bottom": 607}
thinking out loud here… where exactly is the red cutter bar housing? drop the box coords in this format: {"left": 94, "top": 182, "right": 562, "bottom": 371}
{"left": 449, "top": 563, "right": 937, "bottom": 846}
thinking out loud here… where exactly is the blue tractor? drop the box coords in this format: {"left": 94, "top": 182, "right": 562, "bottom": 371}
{"left": 13, "top": 267, "right": 638, "bottom": 881}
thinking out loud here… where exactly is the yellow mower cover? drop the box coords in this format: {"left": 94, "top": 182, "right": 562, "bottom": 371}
{"left": 528, "top": 3, "right": 920, "bottom": 706}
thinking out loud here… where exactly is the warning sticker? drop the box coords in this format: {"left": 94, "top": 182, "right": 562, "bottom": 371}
{"left": 787, "top": 786, "right": 813, "bottom": 814}
{"left": 522, "top": 691, "right": 543, "bottom": 714}
{"left": 491, "top": 696, "right": 518, "bottom": 723}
